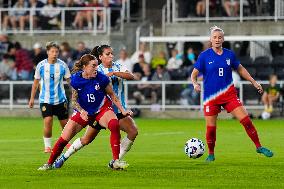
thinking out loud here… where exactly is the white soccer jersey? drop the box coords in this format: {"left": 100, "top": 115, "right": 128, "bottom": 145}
{"left": 34, "top": 59, "right": 71, "bottom": 105}
{"left": 98, "top": 62, "right": 128, "bottom": 113}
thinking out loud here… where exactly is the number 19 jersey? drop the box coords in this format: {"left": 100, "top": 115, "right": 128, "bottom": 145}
{"left": 194, "top": 48, "right": 240, "bottom": 105}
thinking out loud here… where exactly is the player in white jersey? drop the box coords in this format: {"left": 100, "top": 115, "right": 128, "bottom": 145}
{"left": 54, "top": 45, "right": 138, "bottom": 169}
{"left": 29, "top": 41, "right": 71, "bottom": 153}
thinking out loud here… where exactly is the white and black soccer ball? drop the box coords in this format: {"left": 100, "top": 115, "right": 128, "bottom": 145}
{"left": 184, "top": 138, "right": 205, "bottom": 159}
{"left": 261, "top": 111, "right": 271, "bottom": 120}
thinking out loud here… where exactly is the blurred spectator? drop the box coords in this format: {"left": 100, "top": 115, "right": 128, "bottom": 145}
{"left": 64, "top": 0, "right": 79, "bottom": 28}
{"left": 151, "top": 51, "right": 167, "bottom": 69}
{"left": 130, "top": 42, "right": 152, "bottom": 64}
{"left": 2, "top": 0, "right": 29, "bottom": 31}
{"left": 132, "top": 54, "right": 147, "bottom": 79}
{"left": 31, "top": 42, "right": 47, "bottom": 67}
{"left": 151, "top": 65, "right": 171, "bottom": 103}
{"left": 0, "top": 54, "right": 17, "bottom": 80}
{"left": 59, "top": 42, "right": 75, "bottom": 70}
{"left": 72, "top": 41, "right": 90, "bottom": 61}
{"left": 182, "top": 47, "right": 195, "bottom": 68}
{"left": 261, "top": 74, "right": 280, "bottom": 113}
{"left": 9, "top": 42, "right": 34, "bottom": 80}
{"left": 0, "top": 34, "right": 13, "bottom": 61}
{"left": 196, "top": 0, "right": 217, "bottom": 17}
{"left": 115, "top": 48, "right": 133, "bottom": 72}
{"left": 166, "top": 49, "right": 182, "bottom": 71}
{"left": 223, "top": 0, "right": 239, "bottom": 17}
{"left": 28, "top": 0, "right": 45, "bottom": 29}
{"left": 177, "top": 0, "right": 196, "bottom": 17}
{"left": 39, "top": 0, "right": 61, "bottom": 30}
{"left": 72, "top": 0, "right": 101, "bottom": 30}
{"left": 108, "top": 0, "right": 122, "bottom": 28}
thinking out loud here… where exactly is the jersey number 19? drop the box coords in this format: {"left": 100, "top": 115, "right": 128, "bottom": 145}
{"left": 87, "top": 94, "right": 96, "bottom": 102}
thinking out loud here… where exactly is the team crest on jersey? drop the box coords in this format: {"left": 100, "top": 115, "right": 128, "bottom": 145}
{"left": 95, "top": 84, "right": 100, "bottom": 90}
{"left": 42, "top": 106, "right": 46, "bottom": 112}
{"left": 226, "top": 58, "right": 230, "bottom": 65}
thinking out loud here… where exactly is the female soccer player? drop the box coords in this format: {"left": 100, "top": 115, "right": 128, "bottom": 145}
{"left": 38, "top": 54, "right": 132, "bottom": 170}
{"left": 29, "top": 41, "right": 70, "bottom": 153}
{"left": 54, "top": 45, "right": 138, "bottom": 169}
{"left": 191, "top": 26, "right": 273, "bottom": 162}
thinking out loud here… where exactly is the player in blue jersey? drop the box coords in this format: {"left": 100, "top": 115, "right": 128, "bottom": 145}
{"left": 29, "top": 41, "right": 71, "bottom": 153}
{"left": 191, "top": 26, "right": 273, "bottom": 162}
{"left": 53, "top": 45, "right": 138, "bottom": 169}
{"left": 38, "top": 54, "right": 132, "bottom": 170}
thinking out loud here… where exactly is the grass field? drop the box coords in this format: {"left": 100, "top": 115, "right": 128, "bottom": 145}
{"left": 0, "top": 117, "right": 283, "bottom": 189}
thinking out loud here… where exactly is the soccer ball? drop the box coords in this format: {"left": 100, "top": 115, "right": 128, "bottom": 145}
{"left": 261, "top": 111, "right": 271, "bottom": 120}
{"left": 184, "top": 138, "right": 205, "bottom": 159}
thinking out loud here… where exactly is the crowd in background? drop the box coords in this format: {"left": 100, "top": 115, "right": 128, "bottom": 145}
{"left": 0, "top": 0, "right": 123, "bottom": 31}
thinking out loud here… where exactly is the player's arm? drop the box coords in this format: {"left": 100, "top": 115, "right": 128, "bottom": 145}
{"left": 65, "top": 78, "right": 71, "bottom": 85}
{"left": 191, "top": 68, "right": 201, "bottom": 92}
{"left": 71, "top": 88, "right": 88, "bottom": 121}
{"left": 237, "top": 64, "right": 263, "bottom": 94}
{"left": 105, "top": 83, "right": 133, "bottom": 116}
{"left": 29, "top": 79, "right": 40, "bottom": 108}
{"left": 107, "top": 71, "right": 135, "bottom": 80}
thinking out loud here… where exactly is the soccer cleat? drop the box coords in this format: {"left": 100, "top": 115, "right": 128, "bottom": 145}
{"left": 44, "top": 147, "right": 52, "bottom": 153}
{"left": 108, "top": 159, "right": 129, "bottom": 170}
{"left": 53, "top": 154, "right": 67, "bottom": 169}
{"left": 256, "top": 147, "right": 273, "bottom": 157}
{"left": 38, "top": 163, "right": 53, "bottom": 171}
{"left": 205, "top": 154, "right": 215, "bottom": 162}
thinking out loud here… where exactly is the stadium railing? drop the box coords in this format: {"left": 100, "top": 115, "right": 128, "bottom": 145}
{"left": 1, "top": 80, "right": 283, "bottom": 111}
{"left": 0, "top": 7, "right": 124, "bottom": 35}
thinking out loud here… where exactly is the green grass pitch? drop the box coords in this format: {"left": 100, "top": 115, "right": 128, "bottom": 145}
{"left": 0, "top": 117, "right": 283, "bottom": 188}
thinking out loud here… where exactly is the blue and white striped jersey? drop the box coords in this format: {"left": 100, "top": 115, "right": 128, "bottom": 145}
{"left": 98, "top": 62, "right": 128, "bottom": 113}
{"left": 34, "top": 59, "right": 71, "bottom": 105}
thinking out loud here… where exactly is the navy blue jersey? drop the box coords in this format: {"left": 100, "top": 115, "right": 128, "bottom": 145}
{"left": 194, "top": 48, "right": 240, "bottom": 104}
{"left": 71, "top": 71, "right": 110, "bottom": 115}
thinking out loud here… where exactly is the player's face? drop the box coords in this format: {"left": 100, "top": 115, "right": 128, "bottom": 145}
{"left": 84, "top": 59, "right": 98, "bottom": 77}
{"left": 210, "top": 31, "right": 224, "bottom": 49}
{"left": 100, "top": 48, "right": 114, "bottom": 65}
{"left": 47, "top": 47, "right": 59, "bottom": 61}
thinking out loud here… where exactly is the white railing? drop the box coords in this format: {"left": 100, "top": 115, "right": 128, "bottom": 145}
{"left": 135, "top": 21, "right": 153, "bottom": 52}
{"left": 165, "top": 0, "right": 284, "bottom": 23}
{"left": 1, "top": 80, "right": 283, "bottom": 111}
{"left": 0, "top": 6, "right": 124, "bottom": 35}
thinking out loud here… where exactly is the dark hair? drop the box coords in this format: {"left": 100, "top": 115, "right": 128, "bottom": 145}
{"left": 46, "top": 41, "right": 60, "bottom": 51}
{"left": 90, "top": 45, "right": 111, "bottom": 64}
{"left": 72, "top": 54, "right": 96, "bottom": 74}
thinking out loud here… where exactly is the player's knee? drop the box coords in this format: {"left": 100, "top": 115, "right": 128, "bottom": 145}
{"left": 80, "top": 137, "right": 91, "bottom": 145}
{"left": 108, "top": 119, "right": 119, "bottom": 131}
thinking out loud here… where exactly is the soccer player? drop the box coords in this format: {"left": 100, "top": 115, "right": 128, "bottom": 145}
{"left": 29, "top": 41, "right": 71, "bottom": 153}
{"left": 191, "top": 26, "right": 273, "bottom": 162}
{"left": 38, "top": 54, "right": 132, "bottom": 170}
{"left": 54, "top": 45, "right": 138, "bottom": 169}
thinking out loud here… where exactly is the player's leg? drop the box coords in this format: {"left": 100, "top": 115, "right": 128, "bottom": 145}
{"left": 118, "top": 116, "right": 138, "bottom": 160}
{"left": 98, "top": 110, "right": 128, "bottom": 169}
{"left": 38, "top": 119, "right": 85, "bottom": 170}
{"left": 43, "top": 116, "right": 53, "bottom": 153}
{"left": 261, "top": 92, "right": 269, "bottom": 112}
{"left": 230, "top": 106, "right": 273, "bottom": 157}
{"left": 54, "top": 126, "right": 101, "bottom": 168}
{"left": 205, "top": 115, "right": 218, "bottom": 162}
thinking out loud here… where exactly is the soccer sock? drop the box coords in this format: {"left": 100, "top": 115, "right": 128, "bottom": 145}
{"left": 240, "top": 116, "right": 261, "bottom": 148}
{"left": 119, "top": 137, "right": 134, "bottom": 160}
{"left": 64, "top": 138, "right": 84, "bottom": 159}
{"left": 206, "top": 126, "right": 216, "bottom": 155}
{"left": 48, "top": 137, "right": 68, "bottom": 165}
{"left": 108, "top": 119, "right": 120, "bottom": 160}
{"left": 43, "top": 137, "right": 52, "bottom": 148}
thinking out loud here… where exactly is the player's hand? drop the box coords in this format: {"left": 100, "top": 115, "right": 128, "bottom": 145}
{"left": 193, "top": 83, "right": 201, "bottom": 93}
{"left": 122, "top": 109, "right": 133, "bottom": 117}
{"left": 80, "top": 109, "right": 88, "bottom": 121}
{"left": 253, "top": 82, "right": 263, "bottom": 94}
{"left": 106, "top": 72, "right": 114, "bottom": 77}
{"left": 28, "top": 99, "right": 34, "bottom": 108}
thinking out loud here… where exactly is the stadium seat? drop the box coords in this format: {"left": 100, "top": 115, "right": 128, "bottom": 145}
{"left": 256, "top": 66, "right": 274, "bottom": 80}
{"left": 272, "top": 55, "right": 284, "bottom": 67}
{"left": 243, "top": 84, "right": 260, "bottom": 105}
{"left": 253, "top": 56, "right": 271, "bottom": 66}
{"left": 245, "top": 67, "right": 257, "bottom": 78}
{"left": 239, "top": 56, "right": 253, "bottom": 68}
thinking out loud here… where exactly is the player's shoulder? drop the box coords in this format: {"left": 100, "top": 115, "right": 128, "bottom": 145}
{"left": 37, "top": 59, "right": 47, "bottom": 66}
{"left": 223, "top": 48, "right": 235, "bottom": 55}
{"left": 199, "top": 48, "right": 212, "bottom": 57}
{"left": 57, "top": 58, "right": 67, "bottom": 66}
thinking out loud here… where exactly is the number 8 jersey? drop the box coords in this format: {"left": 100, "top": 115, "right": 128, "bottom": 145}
{"left": 194, "top": 48, "right": 240, "bottom": 105}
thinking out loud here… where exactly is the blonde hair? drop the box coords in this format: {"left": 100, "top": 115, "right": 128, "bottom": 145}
{"left": 210, "top": 26, "right": 224, "bottom": 35}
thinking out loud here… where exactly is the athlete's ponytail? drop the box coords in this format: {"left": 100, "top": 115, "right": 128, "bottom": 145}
{"left": 72, "top": 54, "right": 96, "bottom": 74}
{"left": 90, "top": 45, "right": 111, "bottom": 65}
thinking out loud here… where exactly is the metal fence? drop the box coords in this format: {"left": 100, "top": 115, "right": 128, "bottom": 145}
{"left": 0, "top": 80, "right": 283, "bottom": 111}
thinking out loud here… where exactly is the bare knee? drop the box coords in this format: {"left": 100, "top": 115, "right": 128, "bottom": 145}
{"left": 80, "top": 136, "right": 92, "bottom": 146}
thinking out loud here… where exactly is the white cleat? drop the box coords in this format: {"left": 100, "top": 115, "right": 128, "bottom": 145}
{"left": 38, "top": 163, "right": 53, "bottom": 171}
{"left": 109, "top": 160, "right": 129, "bottom": 170}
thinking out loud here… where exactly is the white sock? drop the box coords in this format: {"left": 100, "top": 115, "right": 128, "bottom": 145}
{"left": 43, "top": 137, "right": 51, "bottom": 148}
{"left": 64, "top": 138, "right": 84, "bottom": 159}
{"left": 119, "top": 137, "right": 133, "bottom": 160}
